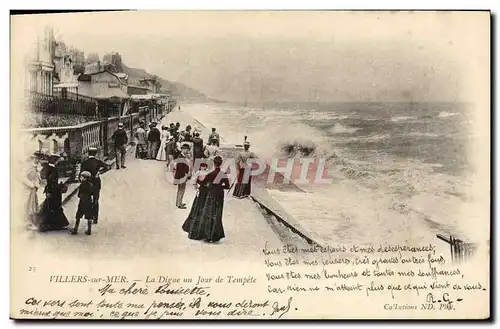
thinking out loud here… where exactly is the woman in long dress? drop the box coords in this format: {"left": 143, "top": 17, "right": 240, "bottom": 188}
{"left": 233, "top": 141, "right": 256, "bottom": 198}
{"left": 199, "top": 156, "right": 230, "bottom": 243}
{"left": 156, "top": 126, "right": 170, "bottom": 161}
{"left": 204, "top": 138, "right": 220, "bottom": 159}
{"left": 182, "top": 163, "right": 210, "bottom": 239}
{"left": 39, "top": 155, "right": 69, "bottom": 232}
{"left": 22, "top": 158, "right": 42, "bottom": 230}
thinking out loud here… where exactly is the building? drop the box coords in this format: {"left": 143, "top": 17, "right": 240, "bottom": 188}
{"left": 139, "top": 77, "right": 162, "bottom": 94}
{"left": 84, "top": 61, "right": 102, "bottom": 75}
{"left": 69, "top": 47, "right": 85, "bottom": 71}
{"left": 127, "top": 84, "right": 150, "bottom": 95}
{"left": 77, "top": 69, "right": 129, "bottom": 99}
{"left": 77, "top": 69, "right": 131, "bottom": 116}
{"left": 53, "top": 43, "right": 79, "bottom": 94}
{"left": 25, "top": 26, "right": 55, "bottom": 96}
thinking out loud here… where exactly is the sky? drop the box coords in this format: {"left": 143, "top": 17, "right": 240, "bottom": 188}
{"left": 12, "top": 11, "right": 489, "bottom": 103}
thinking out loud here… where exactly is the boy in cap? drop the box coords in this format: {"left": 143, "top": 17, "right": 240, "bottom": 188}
{"left": 70, "top": 171, "right": 94, "bottom": 235}
{"left": 80, "top": 147, "right": 109, "bottom": 224}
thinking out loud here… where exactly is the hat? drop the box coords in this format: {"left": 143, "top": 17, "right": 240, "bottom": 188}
{"left": 213, "top": 155, "right": 223, "bottom": 166}
{"left": 118, "top": 122, "right": 124, "bottom": 127}
{"left": 88, "top": 147, "right": 98, "bottom": 154}
{"left": 181, "top": 143, "right": 190, "bottom": 150}
{"left": 48, "top": 153, "right": 60, "bottom": 159}
{"left": 80, "top": 171, "right": 92, "bottom": 178}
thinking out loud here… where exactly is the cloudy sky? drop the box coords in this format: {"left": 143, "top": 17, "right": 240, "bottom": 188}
{"left": 12, "top": 11, "right": 489, "bottom": 103}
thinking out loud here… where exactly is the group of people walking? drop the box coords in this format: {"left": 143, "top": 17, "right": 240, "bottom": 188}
{"left": 181, "top": 156, "right": 230, "bottom": 243}
{"left": 22, "top": 117, "right": 256, "bottom": 245}
{"left": 175, "top": 129, "right": 256, "bottom": 244}
{"left": 133, "top": 120, "right": 221, "bottom": 168}
{"left": 23, "top": 154, "right": 70, "bottom": 233}
{"left": 22, "top": 147, "right": 109, "bottom": 236}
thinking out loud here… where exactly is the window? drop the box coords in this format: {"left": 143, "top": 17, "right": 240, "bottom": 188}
{"left": 51, "top": 139, "right": 59, "bottom": 154}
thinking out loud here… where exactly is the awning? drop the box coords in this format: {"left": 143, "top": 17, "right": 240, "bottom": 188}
{"left": 130, "top": 94, "right": 158, "bottom": 100}
{"left": 54, "top": 82, "right": 79, "bottom": 88}
{"left": 78, "top": 88, "right": 130, "bottom": 100}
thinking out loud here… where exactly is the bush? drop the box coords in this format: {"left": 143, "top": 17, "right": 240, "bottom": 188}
{"left": 23, "top": 113, "right": 95, "bottom": 128}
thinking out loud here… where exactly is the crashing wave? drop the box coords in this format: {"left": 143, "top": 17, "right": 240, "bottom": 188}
{"left": 279, "top": 140, "right": 317, "bottom": 157}
{"left": 390, "top": 116, "right": 417, "bottom": 122}
{"left": 330, "top": 123, "right": 361, "bottom": 134}
{"left": 438, "top": 111, "right": 459, "bottom": 118}
{"left": 406, "top": 132, "right": 440, "bottom": 138}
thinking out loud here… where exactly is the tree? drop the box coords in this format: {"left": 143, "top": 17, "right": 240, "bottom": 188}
{"left": 151, "top": 75, "right": 162, "bottom": 91}
{"left": 86, "top": 52, "right": 100, "bottom": 64}
{"left": 73, "top": 63, "right": 85, "bottom": 75}
{"left": 103, "top": 52, "right": 124, "bottom": 72}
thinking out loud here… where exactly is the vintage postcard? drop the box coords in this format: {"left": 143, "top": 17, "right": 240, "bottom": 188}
{"left": 10, "top": 11, "right": 490, "bottom": 320}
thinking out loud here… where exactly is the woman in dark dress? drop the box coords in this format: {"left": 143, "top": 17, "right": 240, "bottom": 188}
{"left": 199, "top": 156, "right": 230, "bottom": 243}
{"left": 39, "top": 155, "right": 69, "bottom": 232}
{"left": 182, "top": 163, "right": 210, "bottom": 239}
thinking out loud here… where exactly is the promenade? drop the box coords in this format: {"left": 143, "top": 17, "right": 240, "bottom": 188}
{"left": 17, "top": 111, "right": 285, "bottom": 263}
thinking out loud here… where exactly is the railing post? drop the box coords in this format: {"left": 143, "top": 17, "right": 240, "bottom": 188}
{"left": 68, "top": 129, "right": 83, "bottom": 161}
{"left": 129, "top": 114, "right": 133, "bottom": 141}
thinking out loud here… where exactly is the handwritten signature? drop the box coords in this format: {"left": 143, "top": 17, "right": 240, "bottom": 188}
{"left": 270, "top": 297, "right": 293, "bottom": 319}
{"left": 426, "top": 292, "right": 463, "bottom": 304}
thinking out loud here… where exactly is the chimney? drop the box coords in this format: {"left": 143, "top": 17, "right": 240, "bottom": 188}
{"left": 97, "top": 60, "right": 101, "bottom": 72}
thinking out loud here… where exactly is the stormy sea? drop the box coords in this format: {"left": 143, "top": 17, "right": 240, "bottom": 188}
{"left": 183, "top": 102, "right": 480, "bottom": 248}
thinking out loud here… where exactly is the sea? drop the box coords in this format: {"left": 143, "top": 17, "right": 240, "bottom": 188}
{"left": 183, "top": 102, "right": 481, "bottom": 249}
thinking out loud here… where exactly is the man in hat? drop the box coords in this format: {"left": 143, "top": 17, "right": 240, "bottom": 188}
{"left": 233, "top": 141, "right": 256, "bottom": 198}
{"left": 165, "top": 135, "right": 177, "bottom": 171}
{"left": 192, "top": 131, "right": 204, "bottom": 162}
{"left": 111, "top": 122, "right": 128, "bottom": 169}
{"left": 181, "top": 125, "right": 193, "bottom": 143}
{"left": 174, "top": 143, "right": 191, "bottom": 209}
{"left": 80, "top": 147, "right": 109, "bottom": 224}
{"left": 209, "top": 128, "right": 220, "bottom": 147}
{"left": 168, "top": 123, "right": 176, "bottom": 136}
{"left": 147, "top": 122, "right": 161, "bottom": 159}
{"left": 135, "top": 121, "right": 148, "bottom": 159}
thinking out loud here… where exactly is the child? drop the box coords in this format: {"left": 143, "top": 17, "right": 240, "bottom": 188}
{"left": 70, "top": 171, "right": 94, "bottom": 235}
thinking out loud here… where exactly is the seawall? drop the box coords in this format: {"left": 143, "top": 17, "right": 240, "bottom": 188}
{"left": 164, "top": 110, "right": 327, "bottom": 248}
